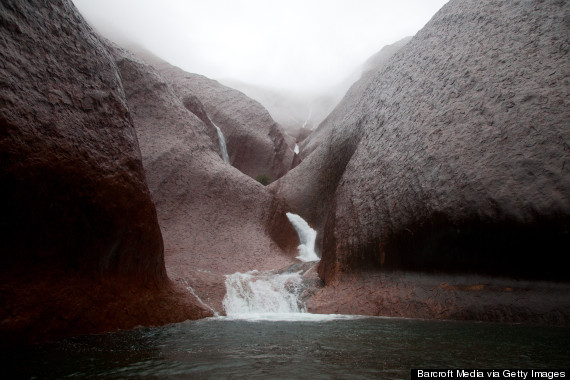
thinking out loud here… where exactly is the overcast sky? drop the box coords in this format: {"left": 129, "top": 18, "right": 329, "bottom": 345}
{"left": 73, "top": 0, "right": 449, "bottom": 94}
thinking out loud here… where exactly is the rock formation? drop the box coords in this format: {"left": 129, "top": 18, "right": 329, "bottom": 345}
{"left": 319, "top": 0, "right": 570, "bottom": 282}
{"left": 219, "top": 79, "right": 346, "bottom": 138}
{"left": 109, "top": 45, "right": 299, "bottom": 314}
{"left": 0, "top": 0, "right": 209, "bottom": 345}
{"left": 298, "top": 37, "right": 412, "bottom": 160}
{"left": 145, "top": 57, "right": 296, "bottom": 183}
{"left": 268, "top": 38, "right": 413, "bottom": 251}
{"left": 276, "top": 0, "right": 570, "bottom": 320}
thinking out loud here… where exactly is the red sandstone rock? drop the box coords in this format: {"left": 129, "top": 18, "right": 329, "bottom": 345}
{"left": 269, "top": 38, "right": 412, "bottom": 252}
{"left": 274, "top": 0, "right": 570, "bottom": 322}
{"left": 132, "top": 54, "right": 297, "bottom": 183}
{"left": 298, "top": 37, "right": 411, "bottom": 160}
{"left": 308, "top": 272, "right": 570, "bottom": 325}
{"left": 319, "top": 0, "right": 570, "bottom": 282}
{"left": 0, "top": 0, "right": 209, "bottom": 345}
{"left": 109, "top": 45, "right": 299, "bottom": 315}
{"left": 279, "top": 0, "right": 569, "bottom": 281}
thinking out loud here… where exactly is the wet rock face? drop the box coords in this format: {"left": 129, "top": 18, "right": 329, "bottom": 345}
{"left": 0, "top": 0, "right": 164, "bottom": 282}
{"left": 0, "top": 0, "right": 207, "bottom": 345}
{"left": 306, "top": 0, "right": 569, "bottom": 282}
{"left": 151, "top": 62, "right": 296, "bottom": 182}
{"left": 269, "top": 38, "right": 413, "bottom": 254}
{"left": 298, "top": 37, "right": 411, "bottom": 160}
{"left": 110, "top": 46, "right": 299, "bottom": 315}
{"left": 308, "top": 272, "right": 570, "bottom": 325}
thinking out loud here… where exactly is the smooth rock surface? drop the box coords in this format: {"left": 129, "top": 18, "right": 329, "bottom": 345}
{"left": 110, "top": 45, "right": 299, "bottom": 314}
{"left": 273, "top": 0, "right": 570, "bottom": 306}
{"left": 308, "top": 272, "right": 570, "bottom": 325}
{"left": 148, "top": 58, "right": 296, "bottom": 183}
{"left": 0, "top": 0, "right": 208, "bottom": 345}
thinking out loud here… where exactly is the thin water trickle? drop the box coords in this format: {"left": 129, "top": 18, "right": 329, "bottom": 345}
{"left": 208, "top": 116, "right": 230, "bottom": 163}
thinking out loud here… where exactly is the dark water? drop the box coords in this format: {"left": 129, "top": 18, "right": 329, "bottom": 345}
{"left": 3, "top": 316, "right": 569, "bottom": 379}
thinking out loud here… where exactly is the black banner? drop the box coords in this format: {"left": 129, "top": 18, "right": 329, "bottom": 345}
{"left": 411, "top": 369, "right": 569, "bottom": 380}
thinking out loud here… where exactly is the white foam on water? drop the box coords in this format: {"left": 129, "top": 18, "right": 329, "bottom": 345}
{"left": 286, "top": 212, "right": 320, "bottom": 262}
{"left": 223, "top": 270, "right": 305, "bottom": 316}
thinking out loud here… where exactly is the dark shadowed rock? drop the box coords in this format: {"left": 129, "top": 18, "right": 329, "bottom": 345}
{"left": 144, "top": 58, "right": 296, "bottom": 183}
{"left": 307, "top": 272, "right": 570, "bottom": 325}
{"left": 0, "top": 0, "right": 209, "bottom": 345}
{"left": 316, "top": 0, "right": 570, "bottom": 283}
{"left": 109, "top": 45, "right": 299, "bottom": 314}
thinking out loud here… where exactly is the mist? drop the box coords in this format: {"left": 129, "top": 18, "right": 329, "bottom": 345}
{"left": 72, "top": 0, "right": 449, "bottom": 95}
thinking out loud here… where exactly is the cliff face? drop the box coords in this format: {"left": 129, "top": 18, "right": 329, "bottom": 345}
{"left": 268, "top": 38, "right": 413, "bottom": 254}
{"left": 110, "top": 46, "right": 299, "bottom": 314}
{"left": 0, "top": 0, "right": 210, "bottom": 345}
{"left": 298, "top": 37, "right": 412, "bottom": 160}
{"left": 273, "top": 0, "right": 569, "bottom": 287}
{"left": 317, "top": 0, "right": 570, "bottom": 282}
{"left": 148, "top": 59, "right": 296, "bottom": 183}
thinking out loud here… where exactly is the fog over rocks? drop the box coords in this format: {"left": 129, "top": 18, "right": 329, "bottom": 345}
{"left": 136, "top": 56, "right": 297, "bottom": 183}
{"left": 273, "top": 0, "right": 569, "bottom": 286}
{"left": 320, "top": 0, "right": 570, "bottom": 281}
{"left": 3, "top": 0, "right": 570, "bottom": 342}
{"left": 298, "top": 36, "right": 413, "bottom": 160}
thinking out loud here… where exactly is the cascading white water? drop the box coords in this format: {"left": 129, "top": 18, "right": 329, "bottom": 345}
{"left": 222, "top": 214, "right": 320, "bottom": 319}
{"left": 294, "top": 143, "right": 299, "bottom": 154}
{"left": 214, "top": 124, "right": 230, "bottom": 164}
{"left": 223, "top": 270, "right": 305, "bottom": 316}
{"left": 286, "top": 212, "right": 320, "bottom": 262}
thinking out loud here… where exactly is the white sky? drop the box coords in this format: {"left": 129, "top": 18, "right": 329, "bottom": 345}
{"left": 73, "top": 0, "right": 449, "bottom": 94}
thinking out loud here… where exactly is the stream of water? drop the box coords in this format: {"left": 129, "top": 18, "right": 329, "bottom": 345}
{"left": 208, "top": 116, "right": 230, "bottom": 164}
{"left": 5, "top": 214, "right": 568, "bottom": 378}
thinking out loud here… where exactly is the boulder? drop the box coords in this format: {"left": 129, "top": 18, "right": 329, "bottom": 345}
{"left": 274, "top": 0, "right": 569, "bottom": 290}
{"left": 0, "top": 0, "right": 208, "bottom": 345}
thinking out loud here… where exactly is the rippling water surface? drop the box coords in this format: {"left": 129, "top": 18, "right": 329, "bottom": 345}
{"left": 4, "top": 315, "right": 569, "bottom": 379}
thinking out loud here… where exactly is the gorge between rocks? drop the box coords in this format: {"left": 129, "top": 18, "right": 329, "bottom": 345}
{"left": 1, "top": 0, "right": 569, "bottom": 376}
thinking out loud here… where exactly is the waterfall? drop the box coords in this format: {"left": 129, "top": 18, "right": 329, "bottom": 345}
{"left": 294, "top": 143, "right": 299, "bottom": 154}
{"left": 221, "top": 215, "right": 321, "bottom": 319}
{"left": 214, "top": 124, "right": 230, "bottom": 164}
{"left": 207, "top": 114, "right": 229, "bottom": 164}
{"left": 223, "top": 270, "right": 305, "bottom": 316}
{"left": 286, "top": 212, "right": 320, "bottom": 262}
